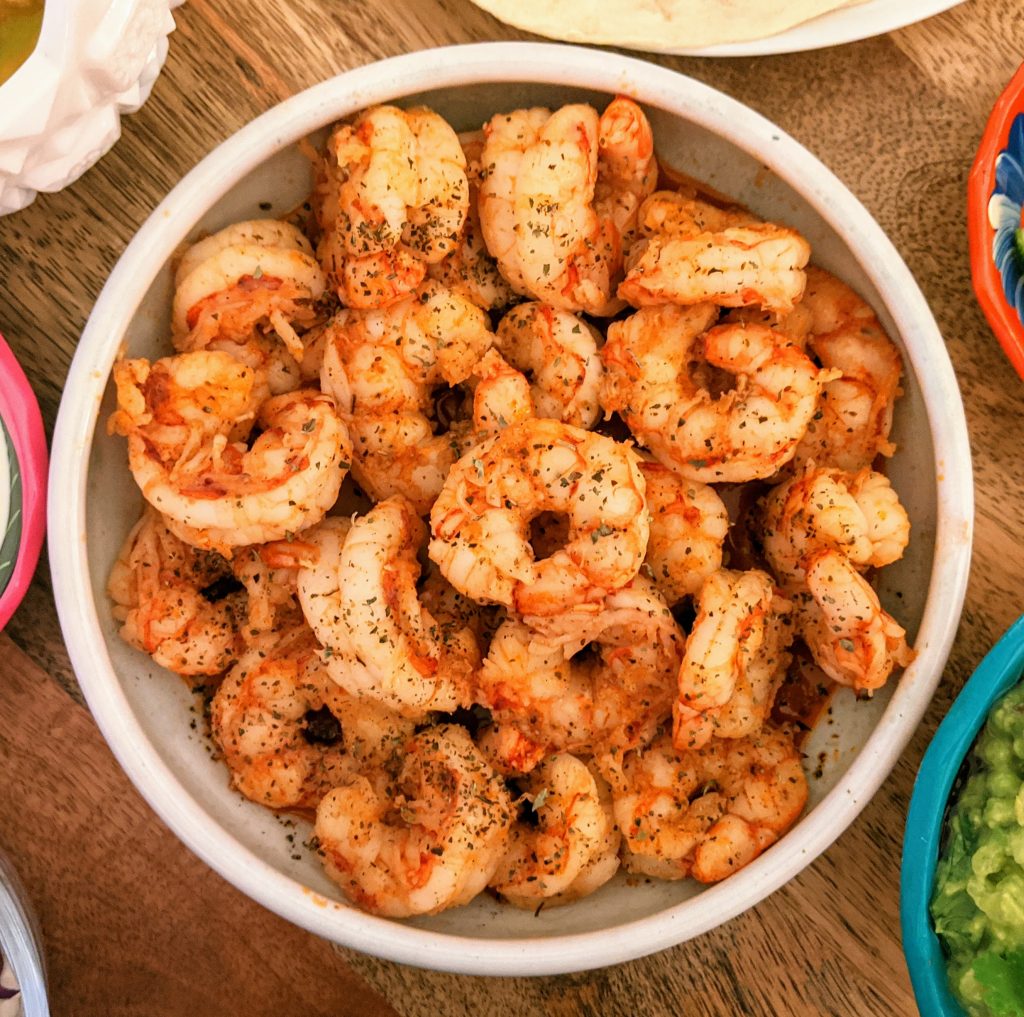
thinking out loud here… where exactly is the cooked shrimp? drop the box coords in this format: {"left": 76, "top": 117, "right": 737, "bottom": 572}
{"left": 494, "top": 302, "right": 603, "bottom": 429}
{"left": 127, "top": 388, "right": 350, "bottom": 553}
{"left": 594, "top": 95, "right": 659, "bottom": 251}
{"left": 429, "top": 418, "right": 648, "bottom": 614}
{"left": 478, "top": 106, "right": 552, "bottom": 296}
{"left": 296, "top": 500, "right": 478, "bottom": 717}
{"left": 172, "top": 222, "right": 326, "bottom": 359}
{"left": 790, "top": 266, "right": 904, "bottom": 473}
{"left": 673, "top": 570, "right": 793, "bottom": 752}
{"left": 721, "top": 302, "right": 815, "bottom": 349}
{"left": 760, "top": 465, "right": 911, "bottom": 585}
{"left": 490, "top": 754, "right": 620, "bottom": 908}
{"left": 319, "top": 280, "right": 495, "bottom": 515}
{"left": 639, "top": 462, "right": 728, "bottom": 605}
{"left": 796, "top": 549, "right": 913, "bottom": 693}
{"left": 470, "top": 348, "right": 534, "bottom": 438}
{"left": 477, "top": 576, "right": 684, "bottom": 770}
{"left": 602, "top": 306, "right": 835, "bottom": 482}
{"left": 211, "top": 626, "right": 412, "bottom": 810}
{"left": 173, "top": 219, "right": 314, "bottom": 288}
{"left": 513, "top": 100, "right": 656, "bottom": 315}
{"left": 314, "top": 105, "right": 468, "bottom": 309}
{"left": 428, "top": 131, "right": 517, "bottom": 311}
{"left": 602, "top": 726, "right": 808, "bottom": 883}
{"left": 232, "top": 535, "right": 319, "bottom": 646}
{"left": 513, "top": 103, "right": 604, "bottom": 307}
{"left": 108, "top": 351, "right": 268, "bottom": 467}
{"left": 107, "top": 507, "right": 242, "bottom": 676}
{"left": 315, "top": 724, "right": 513, "bottom": 917}
{"left": 619, "top": 191, "right": 810, "bottom": 312}
{"left": 176, "top": 332, "right": 304, "bottom": 396}
{"left": 632, "top": 192, "right": 758, "bottom": 238}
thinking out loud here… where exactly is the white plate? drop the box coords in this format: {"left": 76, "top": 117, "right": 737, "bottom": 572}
{"left": 690, "top": 0, "right": 966, "bottom": 56}
{"left": 474, "top": 0, "right": 966, "bottom": 57}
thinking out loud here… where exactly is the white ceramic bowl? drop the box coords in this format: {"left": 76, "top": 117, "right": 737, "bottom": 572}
{"left": 49, "top": 42, "right": 973, "bottom": 976}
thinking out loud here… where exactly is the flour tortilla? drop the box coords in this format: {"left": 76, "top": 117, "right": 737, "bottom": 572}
{"left": 470, "top": 0, "right": 868, "bottom": 51}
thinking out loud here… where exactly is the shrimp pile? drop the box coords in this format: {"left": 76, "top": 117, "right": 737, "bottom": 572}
{"left": 107, "top": 94, "right": 915, "bottom": 921}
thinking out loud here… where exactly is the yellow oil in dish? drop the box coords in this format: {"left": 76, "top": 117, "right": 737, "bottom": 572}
{"left": 0, "top": 0, "right": 44, "bottom": 87}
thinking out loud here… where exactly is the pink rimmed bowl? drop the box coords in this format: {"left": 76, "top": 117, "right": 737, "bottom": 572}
{"left": 0, "top": 334, "right": 47, "bottom": 632}
{"left": 48, "top": 43, "right": 973, "bottom": 975}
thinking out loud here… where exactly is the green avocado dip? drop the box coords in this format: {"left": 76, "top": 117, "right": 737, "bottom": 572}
{"left": 932, "top": 681, "right": 1024, "bottom": 1016}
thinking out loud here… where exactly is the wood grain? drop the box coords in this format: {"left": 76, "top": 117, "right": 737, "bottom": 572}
{"left": 0, "top": 636, "right": 398, "bottom": 1017}
{"left": 0, "top": 0, "right": 1021, "bottom": 1013}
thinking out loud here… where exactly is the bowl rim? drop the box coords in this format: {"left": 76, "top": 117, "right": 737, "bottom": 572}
{"left": 900, "top": 614, "right": 1024, "bottom": 1017}
{"left": 48, "top": 41, "right": 974, "bottom": 976}
{"left": 967, "top": 60, "right": 1024, "bottom": 381}
{"left": 0, "top": 334, "right": 48, "bottom": 632}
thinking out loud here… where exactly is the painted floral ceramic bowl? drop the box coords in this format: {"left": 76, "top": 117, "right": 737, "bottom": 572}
{"left": 0, "top": 335, "right": 47, "bottom": 631}
{"left": 48, "top": 44, "right": 973, "bottom": 975}
{"left": 968, "top": 61, "right": 1024, "bottom": 379}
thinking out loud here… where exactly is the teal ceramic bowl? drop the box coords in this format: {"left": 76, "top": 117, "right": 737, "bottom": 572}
{"left": 901, "top": 613, "right": 1024, "bottom": 1016}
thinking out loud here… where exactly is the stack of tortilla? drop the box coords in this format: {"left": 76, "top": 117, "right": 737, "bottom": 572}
{"left": 469, "top": 0, "right": 869, "bottom": 51}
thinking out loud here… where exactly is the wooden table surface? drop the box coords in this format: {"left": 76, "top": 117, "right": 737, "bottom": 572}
{"left": 1, "top": 0, "right": 1022, "bottom": 1013}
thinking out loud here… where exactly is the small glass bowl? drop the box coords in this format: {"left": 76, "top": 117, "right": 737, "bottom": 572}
{"left": 0, "top": 852, "right": 48, "bottom": 1017}
{"left": 901, "top": 614, "right": 1024, "bottom": 1015}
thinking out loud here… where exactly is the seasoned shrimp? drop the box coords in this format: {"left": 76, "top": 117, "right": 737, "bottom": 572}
{"left": 602, "top": 306, "right": 835, "bottom": 482}
{"left": 760, "top": 465, "right": 911, "bottom": 585}
{"left": 491, "top": 754, "right": 620, "bottom": 908}
{"left": 673, "top": 569, "right": 793, "bottom": 752}
{"left": 429, "top": 418, "right": 648, "bottom": 614}
{"left": 514, "top": 100, "right": 656, "bottom": 315}
{"left": 796, "top": 549, "right": 913, "bottom": 693}
{"left": 470, "top": 348, "right": 534, "bottom": 438}
{"left": 189, "top": 334, "right": 303, "bottom": 396}
{"left": 108, "top": 351, "right": 268, "bottom": 467}
{"left": 211, "top": 626, "right": 413, "bottom": 810}
{"left": 790, "top": 266, "right": 904, "bottom": 473}
{"left": 479, "top": 98, "right": 655, "bottom": 313}
{"left": 297, "top": 500, "right": 479, "bottom": 717}
{"left": 172, "top": 220, "right": 326, "bottom": 359}
{"left": 513, "top": 103, "right": 604, "bottom": 308}
{"left": 428, "top": 131, "right": 517, "bottom": 311}
{"left": 107, "top": 507, "right": 242, "bottom": 675}
{"left": 594, "top": 95, "right": 659, "bottom": 251}
{"left": 619, "top": 191, "right": 810, "bottom": 312}
{"left": 603, "top": 725, "right": 808, "bottom": 883}
{"left": 477, "top": 576, "right": 684, "bottom": 770}
{"left": 232, "top": 534, "right": 319, "bottom": 646}
{"left": 478, "top": 106, "right": 552, "bottom": 296}
{"left": 494, "top": 302, "right": 603, "bottom": 429}
{"left": 319, "top": 280, "right": 495, "bottom": 515}
{"left": 315, "top": 724, "right": 513, "bottom": 917}
{"left": 639, "top": 462, "right": 728, "bottom": 604}
{"left": 127, "top": 388, "right": 350, "bottom": 553}
{"left": 314, "top": 105, "right": 468, "bottom": 309}
{"left": 632, "top": 192, "right": 758, "bottom": 238}
{"left": 173, "top": 219, "right": 315, "bottom": 288}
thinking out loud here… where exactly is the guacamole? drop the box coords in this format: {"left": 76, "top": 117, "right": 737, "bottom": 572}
{"left": 932, "top": 681, "right": 1024, "bottom": 1017}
